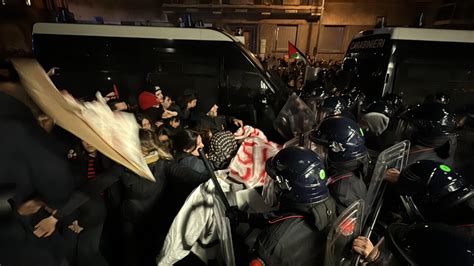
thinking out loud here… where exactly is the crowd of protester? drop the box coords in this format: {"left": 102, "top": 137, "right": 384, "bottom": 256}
{"left": 1, "top": 57, "right": 473, "bottom": 266}
{"left": 259, "top": 55, "right": 342, "bottom": 91}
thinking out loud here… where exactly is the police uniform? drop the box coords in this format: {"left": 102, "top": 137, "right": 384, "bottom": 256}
{"left": 251, "top": 147, "right": 336, "bottom": 266}
{"left": 252, "top": 213, "right": 327, "bottom": 266}
{"left": 310, "top": 116, "right": 370, "bottom": 213}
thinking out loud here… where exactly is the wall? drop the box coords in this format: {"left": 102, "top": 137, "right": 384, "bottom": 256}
{"left": 315, "top": 0, "right": 438, "bottom": 60}
{"left": 258, "top": 20, "right": 316, "bottom": 57}
{"left": 0, "top": 2, "right": 54, "bottom": 57}
{"left": 68, "top": 0, "right": 167, "bottom": 23}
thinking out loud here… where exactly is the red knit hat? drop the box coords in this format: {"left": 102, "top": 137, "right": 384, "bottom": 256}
{"left": 138, "top": 91, "right": 159, "bottom": 111}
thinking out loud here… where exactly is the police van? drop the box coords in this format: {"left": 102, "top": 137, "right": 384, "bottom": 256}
{"left": 343, "top": 27, "right": 474, "bottom": 108}
{"left": 32, "top": 23, "right": 284, "bottom": 129}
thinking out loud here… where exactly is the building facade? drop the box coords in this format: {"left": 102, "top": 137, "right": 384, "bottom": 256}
{"left": 2, "top": 0, "right": 472, "bottom": 60}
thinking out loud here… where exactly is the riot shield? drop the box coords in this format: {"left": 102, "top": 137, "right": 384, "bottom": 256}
{"left": 282, "top": 130, "right": 313, "bottom": 149}
{"left": 363, "top": 140, "right": 410, "bottom": 226}
{"left": 273, "top": 94, "right": 316, "bottom": 140}
{"left": 324, "top": 200, "right": 365, "bottom": 266}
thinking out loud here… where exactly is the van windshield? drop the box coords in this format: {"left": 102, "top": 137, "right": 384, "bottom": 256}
{"left": 345, "top": 34, "right": 392, "bottom": 101}
{"left": 392, "top": 40, "right": 474, "bottom": 108}
{"left": 236, "top": 42, "right": 285, "bottom": 93}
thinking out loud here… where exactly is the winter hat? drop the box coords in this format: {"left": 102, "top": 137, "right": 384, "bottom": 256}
{"left": 208, "top": 131, "right": 238, "bottom": 169}
{"left": 200, "top": 100, "right": 216, "bottom": 114}
{"left": 360, "top": 112, "right": 390, "bottom": 136}
{"left": 138, "top": 91, "right": 158, "bottom": 111}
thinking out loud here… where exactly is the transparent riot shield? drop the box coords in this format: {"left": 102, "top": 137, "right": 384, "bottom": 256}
{"left": 324, "top": 200, "right": 365, "bottom": 266}
{"left": 273, "top": 94, "right": 316, "bottom": 140}
{"left": 282, "top": 130, "right": 313, "bottom": 149}
{"left": 363, "top": 140, "right": 411, "bottom": 226}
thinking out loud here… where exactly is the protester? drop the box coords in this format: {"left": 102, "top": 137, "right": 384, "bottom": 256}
{"left": 173, "top": 129, "right": 206, "bottom": 174}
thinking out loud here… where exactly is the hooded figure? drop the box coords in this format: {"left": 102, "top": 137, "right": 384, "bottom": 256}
{"left": 194, "top": 101, "right": 243, "bottom": 132}
{"left": 0, "top": 91, "right": 76, "bottom": 265}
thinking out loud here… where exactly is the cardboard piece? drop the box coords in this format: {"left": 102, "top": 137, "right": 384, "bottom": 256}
{"left": 12, "top": 58, "right": 154, "bottom": 181}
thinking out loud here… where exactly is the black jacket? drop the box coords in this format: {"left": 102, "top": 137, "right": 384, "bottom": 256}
{"left": 194, "top": 113, "right": 236, "bottom": 132}
{"left": 53, "top": 159, "right": 209, "bottom": 222}
{"left": 252, "top": 214, "right": 327, "bottom": 266}
{"left": 328, "top": 172, "right": 367, "bottom": 215}
{"left": 175, "top": 152, "right": 207, "bottom": 174}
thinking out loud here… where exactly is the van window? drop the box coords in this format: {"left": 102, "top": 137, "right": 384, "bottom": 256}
{"left": 224, "top": 46, "right": 270, "bottom": 105}
{"left": 146, "top": 44, "right": 221, "bottom": 107}
{"left": 392, "top": 40, "right": 474, "bottom": 108}
{"left": 34, "top": 34, "right": 223, "bottom": 105}
{"left": 345, "top": 34, "right": 392, "bottom": 101}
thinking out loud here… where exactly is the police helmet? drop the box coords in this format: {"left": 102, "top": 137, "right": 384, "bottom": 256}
{"left": 425, "top": 92, "right": 451, "bottom": 105}
{"left": 309, "top": 116, "right": 368, "bottom": 166}
{"left": 265, "top": 146, "right": 329, "bottom": 204}
{"left": 396, "top": 160, "right": 474, "bottom": 223}
{"left": 385, "top": 223, "right": 473, "bottom": 266}
{"left": 363, "top": 100, "right": 394, "bottom": 117}
{"left": 382, "top": 93, "right": 405, "bottom": 115}
{"left": 382, "top": 93, "right": 403, "bottom": 107}
{"left": 404, "top": 102, "right": 456, "bottom": 138}
{"left": 342, "top": 89, "right": 365, "bottom": 108}
{"left": 320, "top": 96, "right": 348, "bottom": 115}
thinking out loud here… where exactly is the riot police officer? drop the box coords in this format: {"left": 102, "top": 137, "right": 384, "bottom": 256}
{"left": 309, "top": 116, "right": 369, "bottom": 214}
{"left": 317, "top": 96, "right": 355, "bottom": 123}
{"left": 353, "top": 223, "right": 473, "bottom": 265}
{"left": 394, "top": 160, "right": 473, "bottom": 225}
{"left": 404, "top": 102, "right": 458, "bottom": 165}
{"left": 250, "top": 146, "right": 336, "bottom": 266}
{"left": 382, "top": 93, "right": 405, "bottom": 116}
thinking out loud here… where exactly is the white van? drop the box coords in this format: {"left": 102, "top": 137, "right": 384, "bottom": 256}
{"left": 32, "top": 23, "right": 284, "bottom": 129}
{"left": 343, "top": 27, "right": 474, "bottom": 108}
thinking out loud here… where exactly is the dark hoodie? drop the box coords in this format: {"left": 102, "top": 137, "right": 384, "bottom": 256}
{"left": 0, "top": 91, "right": 76, "bottom": 264}
{"left": 0, "top": 92, "right": 75, "bottom": 211}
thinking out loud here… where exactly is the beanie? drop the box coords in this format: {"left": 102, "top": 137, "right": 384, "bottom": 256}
{"left": 138, "top": 91, "right": 158, "bottom": 111}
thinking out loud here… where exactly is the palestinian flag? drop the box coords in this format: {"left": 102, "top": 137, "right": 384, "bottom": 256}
{"left": 288, "top": 41, "right": 307, "bottom": 63}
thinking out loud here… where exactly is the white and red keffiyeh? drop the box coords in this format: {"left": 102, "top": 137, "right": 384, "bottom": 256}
{"left": 229, "top": 126, "right": 282, "bottom": 188}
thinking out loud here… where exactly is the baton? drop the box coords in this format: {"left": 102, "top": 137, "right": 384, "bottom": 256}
{"left": 352, "top": 182, "right": 387, "bottom": 266}
{"left": 198, "top": 149, "right": 231, "bottom": 210}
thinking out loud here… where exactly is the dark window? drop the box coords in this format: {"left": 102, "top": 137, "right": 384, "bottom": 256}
{"left": 318, "top": 26, "right": 346, "bottom": 53}
{"left": 393, "top": 40, "right": 474, "bottom": 108}
{"left": 275, "top": 25, "right": 298, "bottom": 52}
{"left": 345, "top": 34, "right": 392, "bottom": 101}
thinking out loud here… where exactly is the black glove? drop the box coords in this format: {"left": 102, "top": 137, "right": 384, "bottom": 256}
{"left": 225, "top": 206, "right": 249, "bottom": 227}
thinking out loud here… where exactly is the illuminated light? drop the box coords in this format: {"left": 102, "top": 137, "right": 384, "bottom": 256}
{"left": 319, "top": 169, "right": 326, "bottom": 180}
{"left": 249, "top": 258, "right": 265, "bottom": 266}
{"left": 338, "top": 218, "right": 356, "bottom": 236}
{"left": 285, "top": 10, "right": 298, "bottom": 14}
{"left": 26, "top": 0, "right": 31, "bottom": 6}
{"left": 261, "top": 12, "right": 271, "bottom": 15}
{"left": 439, "top": 165, "right": 451, "bottom": 172}
{"left": 107, "top": 77, "right": 111, "bottom": 80}
{"left": 212, "top": 11, "right": 222, "bottom": 15}
{"left": 360, "top": 128, "right": 365, "bottom": 137}
{"left": 235, "top": 9, "right": 248, "bottom": 13}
